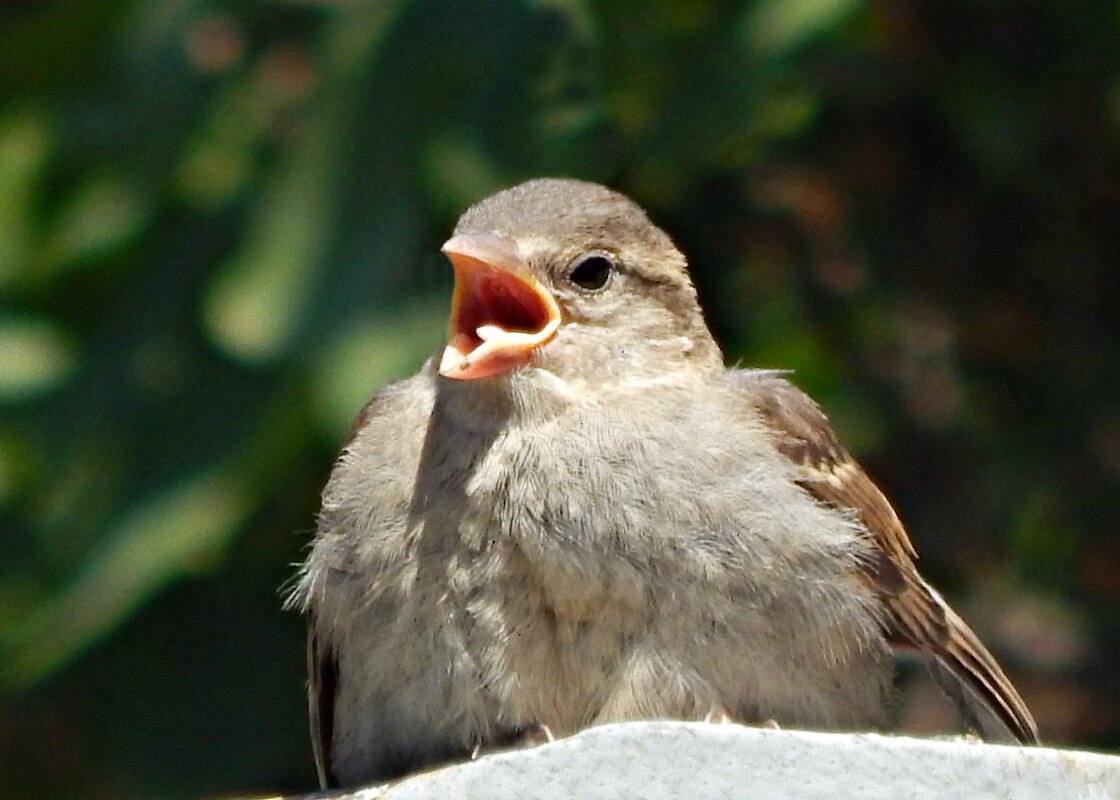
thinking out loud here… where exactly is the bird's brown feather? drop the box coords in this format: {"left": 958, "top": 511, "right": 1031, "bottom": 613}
{"left": 741, "top": 370, "right": 1039, "bottom": 744}
{"left": 308, "top": 615, "right": 338, "bottom": 789}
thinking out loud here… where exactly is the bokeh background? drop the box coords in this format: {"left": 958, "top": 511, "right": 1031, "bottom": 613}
{"left": 2, "top": 0, "right": 1118, "bottom": 797}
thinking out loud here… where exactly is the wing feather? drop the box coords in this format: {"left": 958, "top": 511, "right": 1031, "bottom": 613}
{"left": 739, "top": 370, "right": 1039, "bottom": 744}
{"left": 308, "top": 615, "right": 338, "bottom": 789}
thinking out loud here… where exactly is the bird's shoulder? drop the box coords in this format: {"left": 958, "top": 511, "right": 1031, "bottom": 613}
{"left": 315, "top": 368, "right": 438, "bottom": 537}
{"left": 727, "top": 368, "right": 915, "bottom": 578}
{"left": 341, "top": 368, "right": 437, "bottom": 453}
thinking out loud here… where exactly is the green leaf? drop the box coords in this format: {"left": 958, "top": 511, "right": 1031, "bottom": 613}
{"left": 310, "top": 303, "right": 447, "bottom": 438}
{"left": 0, "top": 469, "right": 252, "bottom": 691}
{"left": 0, "top": 315, "right": 76, "bottom": 401}
{"left": 202, "top": 120, "right": 337, "bottom": 363}
{"left": 0, "top": 109, "right": 52, "bottom": 286}
{"left": 741, "top": 0, "right": 864, "bottom": 60}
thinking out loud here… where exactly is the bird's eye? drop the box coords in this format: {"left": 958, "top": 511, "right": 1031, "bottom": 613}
{"left": 567, "top": 252, "right": 615, "bottom": 292}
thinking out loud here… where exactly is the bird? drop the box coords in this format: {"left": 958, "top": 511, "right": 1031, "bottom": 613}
{"left": 289, "top": 178, "right": 1038, "bottom": 789}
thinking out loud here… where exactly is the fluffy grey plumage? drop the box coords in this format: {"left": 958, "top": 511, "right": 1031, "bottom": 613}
{"left": 291, "top": 179, "right": 1037, "bottom": 789}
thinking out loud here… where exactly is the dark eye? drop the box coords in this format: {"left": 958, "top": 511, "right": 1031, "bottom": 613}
{"left": 567, "top": 252, "right": 615, "bottom": 292}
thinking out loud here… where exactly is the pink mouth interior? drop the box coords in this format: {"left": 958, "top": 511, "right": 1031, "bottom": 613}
{"left": 454, "top": 268, "right": 551, "bottom": 352}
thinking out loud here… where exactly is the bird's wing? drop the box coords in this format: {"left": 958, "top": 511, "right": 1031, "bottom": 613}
{"left": 736, "top": 370, "right": 1039, "bottom": 744}
{"left": 307, "top": 614, "right": 338, "bottom": 789}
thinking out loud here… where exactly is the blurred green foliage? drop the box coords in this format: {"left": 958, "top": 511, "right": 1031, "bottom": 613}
{"left": 1, "top": 1, "right": 1118, "bottom": 797}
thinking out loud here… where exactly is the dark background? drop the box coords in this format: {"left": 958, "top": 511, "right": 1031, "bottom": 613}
{"left": 2, "top": 1, "right": 1118, "bottom": 797}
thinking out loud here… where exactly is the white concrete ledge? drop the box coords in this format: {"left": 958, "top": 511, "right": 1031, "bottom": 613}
{"left": 297, "top": 721, "right": 1120, "bottom": 800}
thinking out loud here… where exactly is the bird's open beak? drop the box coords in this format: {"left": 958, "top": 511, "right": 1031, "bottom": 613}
{"left": 439, "top": 233, "right": 561, "bottom": 380}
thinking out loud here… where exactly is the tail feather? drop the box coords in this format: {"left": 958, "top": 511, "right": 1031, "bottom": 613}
{"left": 893, "top": 576, "right": 1039, "bottom": 744}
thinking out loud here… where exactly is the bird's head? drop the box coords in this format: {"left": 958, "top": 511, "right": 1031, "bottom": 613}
{"left": 438, "top": 179, "right": 721, "bottom": 384}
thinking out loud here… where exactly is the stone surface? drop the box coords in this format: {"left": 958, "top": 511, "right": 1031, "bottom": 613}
{"left": 296, "top": 722, "right": 1120, "bottom": 800}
